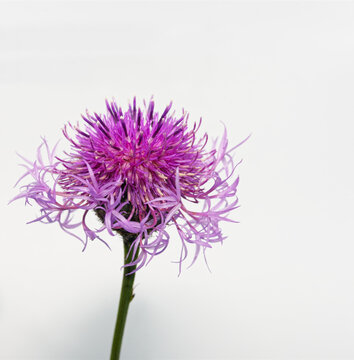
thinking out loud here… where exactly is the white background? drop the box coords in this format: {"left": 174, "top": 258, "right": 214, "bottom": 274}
{"left": 1, "top": 1, "right": 354, "bottom": 359}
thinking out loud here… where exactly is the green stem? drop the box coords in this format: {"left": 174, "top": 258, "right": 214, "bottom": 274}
{"left": 110, "top": 239, "right": 139, "bottom": 360}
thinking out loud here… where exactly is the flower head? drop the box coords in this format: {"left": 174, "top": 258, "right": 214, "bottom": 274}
{"left": 12, "top": 98, "right": 247, "bottom": 272}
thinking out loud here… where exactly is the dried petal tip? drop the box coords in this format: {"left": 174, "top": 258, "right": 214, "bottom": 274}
{"left": 13, "top": 98, "right": 247, "bottom": 273}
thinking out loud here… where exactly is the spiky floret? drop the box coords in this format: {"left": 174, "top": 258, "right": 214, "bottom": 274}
{"left": 12, "top": 98, "right": 246, "bottom": 272}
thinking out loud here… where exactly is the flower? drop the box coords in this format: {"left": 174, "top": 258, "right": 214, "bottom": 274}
{"left": 12, "top": 98, "right": 247, "bottom": 272}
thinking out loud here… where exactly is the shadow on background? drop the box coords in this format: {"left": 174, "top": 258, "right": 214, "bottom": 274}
{"left": 34, "top": 297, "right": 161, "bottom": 360}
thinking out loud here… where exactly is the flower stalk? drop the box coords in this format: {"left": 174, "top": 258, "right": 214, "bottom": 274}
{"left": 110, "top": 237, "right": 139, "bottom": 360}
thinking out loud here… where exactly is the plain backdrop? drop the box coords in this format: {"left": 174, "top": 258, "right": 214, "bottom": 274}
{"left": 1, "top": 1, "right": 354, "bottom": 359}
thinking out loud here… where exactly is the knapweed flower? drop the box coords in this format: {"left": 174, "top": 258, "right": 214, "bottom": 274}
{"left": 13, "top": 98, "right": 246, "bottom": 272}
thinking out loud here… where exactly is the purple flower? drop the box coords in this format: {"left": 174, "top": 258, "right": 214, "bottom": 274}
{"left": 12, "top": 98, "right": 247, "bottom": 272}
